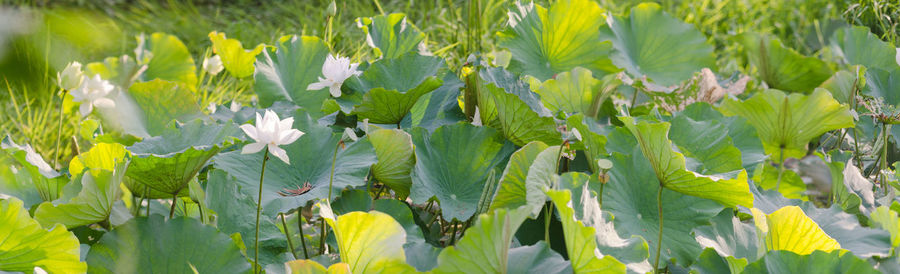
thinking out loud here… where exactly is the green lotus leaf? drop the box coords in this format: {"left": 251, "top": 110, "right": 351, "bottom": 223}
{"left": 367, "top": 199, "right": 436, "bottom": 271}
{"left": 481, "top": 83, "right": 561, "bottom": 146}
{"left": 479, "top": 66, "right": 550, "bottom": 119}
{"left": 558, "top": 173, "right": 652, "bottom": 274}
{"left": 547, "top": 189, "right": 627, "bottom": 273}
{"left": 870, "top": 205, "right": 900, "bottom": 248}
{"left": 2, "top": 137, "right": 68, "bottom": 202}
{"left": 751, "top": 164, "right": 807, "bottom": 200}
{"left": 838, "top": 162, "right": 877, "bottom": 216}
{"left": 86, "top": 215, "right": 252, "bottom": 273}
{"left": 742, "top": 250, "right": 878, "bottom": 274}
{"left": 491, "top": 141, "right": 549, "bottom": 212}
{"left": 33, "top": 163, "right": 125, "bottom": 228}
{"left": 319, "top": 202, "right": 407, "bottom": 274}
{"left": 0, "top": 156, "right": 41, "bottom": 207}
{"left": 599, "top": 3, "right": 716, "bottom": 86}
{"left": 127, "top": 79, "right": 204, "bottom": 137}
{"left": 368, "top": 129, "right": 415, "bottom": 198}
{"left": 254, "top": 35, "right": 331, "bottom": 110}
{"left": 410, "top": 123, "right": 515, "bottom": 221}
{"left": 69, "top": 143, "right": 129, "bottom": 176}
{"left": 0, "top": 197, "right": 86, "bottom": 273}
{"left": 356, "top": 13, "right": 424, "bottom": 59}
{"left": 348, "top": 53, "right": 445, "bottom": 124}
{"left": 507, "top": 242, "right": 572, "bottom": 274}
{"left": 669, "top": 114, "right": 746, "bottom": 175}
{"left": 693, "top": 210, "right": 759, "bottom": 261}
{"left": 126, "top": 119, "right": 241, "bottom": 197}
{"left": 830, "top": 25, "right": 899, "bottom": 71}
{"left": 864, "top": 67, "right": 900, "bottom": 106}
{"left": 719, "top": 88, "right": 854, "bottom": 163}
{"left": 736, "top": 33, "right": 833, "bottom": 93}
{"left": 748, "top": 187, "right": 893, "bottom": 258}
{"left": 209, "top": 31, "right": 264, "bottom": 78}
{"left": 285, "top": 260, "right": 346, "bottom": 274}
{"left": 679, "top": 103, "right": 767, "bottom": 172}
{"left": 206, "top": 170, "right": 288, "bottom": 268}
{"left": 566, "top": 114, "right": 609, "bottom": 173}
{"left": 214, "top": 111, "right": 377, "bottom": 216}
{"left": 690, "top": 248, "right": 747, "bottom": 274}
{"left": 619, "top": 116, "right": 754, "bottom": 208}
{"left": 603, "top": 142, "right": 724, "bottom": 266}
{"left": 432, "top": 207, "right": 531, "bottom": 273}
{"left": 135, "top": 32, "right": 197, "bottom": 90}
{"left": 750, "top": 206, "right": 841, "bottom": 255}
{"left": 820, "top": 68, "right": 864, "bottom": 105}
{"left": 497, "top": 0, "right": 616, "bottom": 80}
{"left": 406, "top": 73, "right": 467, "bottom": 131}
{"left": 535, "top": 67, "right": 619, "bottom": 117}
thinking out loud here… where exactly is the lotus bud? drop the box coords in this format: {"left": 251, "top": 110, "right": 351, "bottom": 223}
{"left": 57, "top": 61, "right": 84, "bottom": 92}
{"left": 326, "top": 1, "right": 337, "bottom": 17}
{"left": 203, "top": 55, "right": 224, "bottom": 75}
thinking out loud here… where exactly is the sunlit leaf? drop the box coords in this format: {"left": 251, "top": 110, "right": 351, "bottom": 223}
{"left": 209, "top": 31, "right": 264, "bottom": 78}
{"left": 368, "top": 129, "right": 415, "bottom": 198}
{"left": 497, "top": 0, "right": 616, "bottom": 80}
{"left": 34, "top": 163, "right": 125, "bottom": 228}
{"left": 432, "top": 207, "right": 530, "bottom": 273}
{"left": 319, "top": 203, "right": 408, "bottom": 274}
{"left": 547, "top": 189, "right": 627, "bottom": 273}
{"left": 719, "top": 88, "right": 854, "bottom": 162}
{"left": 750, "top": 206, "right": 841, "bottom": 255}
{"left": 619, "top": 116, "right": 754, "bottom": 208}
{"left": 0, "top": 198, "right": 86, "bottom": 273}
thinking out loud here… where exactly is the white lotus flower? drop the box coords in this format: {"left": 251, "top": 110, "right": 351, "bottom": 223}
{"left": 240, "top": 110, "right": 304, "bottom": 164}
{"left": 70, "top": 74, "right": 115, "bottom": 117}
{"left": 203, "top": 55, "right": 224, "bottom": 75}
{"left": 307, "top": 54, "right": 362, "bottom": 98}
{"left": 57, "top": 61, "right": 84, "bottom": 91}
{"left": 230, "top": 101, "right": 242, "bottom": 112}
{"left": 896, "top": 48, "right": 900, "bottom": 67}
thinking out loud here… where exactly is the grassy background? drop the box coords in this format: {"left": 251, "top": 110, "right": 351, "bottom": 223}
{"left": 1, "top": 0, "right": 897, "bottom": 168}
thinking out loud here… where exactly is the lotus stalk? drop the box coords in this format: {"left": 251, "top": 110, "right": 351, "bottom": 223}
{"left": 320, "top": 140, "right": 342, "bottom": 254}
{"left": 653, "top": 184, "right": 664, "bottom": 274}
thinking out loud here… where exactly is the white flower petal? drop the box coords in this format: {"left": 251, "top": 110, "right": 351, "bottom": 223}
{"left": 240, "top": 124, "right": 260, "bottom": 142}
{"left": 280, "top": 129, "right": 304, "bottom": 145}
{"left": 308, "top": 81, "right": 329, "bottom": 91}
{"left": 278, "top": 117, "right": 294, "bottom": 133}
{"left": 79, "top": 103, "right": 93, "bottom": 117}
{"left": 93, "top": 98, "right": 115, "bottom": 109}
{"left": 268, "top": 145, "right": 290, "bottom": 164}
{"left": 329, "top": 85, "right": 342, "bottom": 97}
{"left": 241, "top": 142, "right": 266, "bottom": 154}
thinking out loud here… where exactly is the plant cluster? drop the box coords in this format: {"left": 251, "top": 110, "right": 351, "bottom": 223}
{"left": 3, "top": 0, "right": 900, "bottom": 273}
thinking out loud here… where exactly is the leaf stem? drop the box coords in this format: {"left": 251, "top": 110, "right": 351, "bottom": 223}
{"left": 774, "top": 147, "right": 785, "bottom": 191}
{"left": 53, "top": 89, "right": 66, "bottom": 169}
{"left": 254, "top": 148, "right": 270, "bottom": 274}
{"left": 544, "top": 204, "right": 552, "bottom": 243}
{"left": 297, "top": 212, "right": 310, "bottom": 259}
{"left": 320, "top": 142, "right": 341, "bottom": 255}
{"left": 881, "top": 122, "right": 890, "bottom": 195}
{"left": 169, "top": 193, "right": 178, "bottom": 218}
{"left": 449, "top": 220, "right": 458, "bottom": 246}
{"left": 653, "top": 184, "right": 664, "bottom": 274}
{"left": 281, "top": 213, "right": 297, "bottom": 260}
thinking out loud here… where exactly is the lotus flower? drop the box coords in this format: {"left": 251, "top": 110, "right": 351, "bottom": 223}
{"left": 203, "top": 55, "right": 224, "bottom": 75}
{"left": 57, "top": 61, "right": 84, "bottom": 91}
{"left": 70, "top": 74, "right": 115, "bottom": 117}
{"left": 307, "top": 54, "right": 362, "bottom": 98}
{"left": 240, "top": 110, "right": 304, "bottom": 164}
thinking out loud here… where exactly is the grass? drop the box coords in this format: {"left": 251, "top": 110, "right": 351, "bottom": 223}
{"left": 1, "top": 0, "right": 898, "bottom": 169}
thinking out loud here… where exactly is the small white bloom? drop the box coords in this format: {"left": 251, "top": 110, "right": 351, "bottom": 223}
{"left": 57, "top": 61, "right": 84, "bottom": 91}
{"left": 417, "top": 42, "right": 432, "bottom": 56}
{"left": 472, "top": 107, "right": 482, "bottom": 126}
{"left": 33, "top": 267, "right": 48, "bottom": 274}
{"left": 203, "top": 55, "right": 224, "bottom": 75}
{"left": 307, "top": 54, "right": 362, "bottom": 98}
{"left": 207, "top": 102, "right": 217, "bottom": 113}
{"left": 896, "top": 48, "right": 900, "bottom": 67}
{"left": 230, "top": 101, "right": 242, "bottom": 112}
{"left": 240, "top": 110, "right": 304, "bottom": 164}
{"left": 571, "top": 128, "right": 582, "bottom": 141}
{"left": 70, "top": 74, "right": 115, "bottom": 117}
{"left": 342, "top": 127, "right": 358, "bottom": 142}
